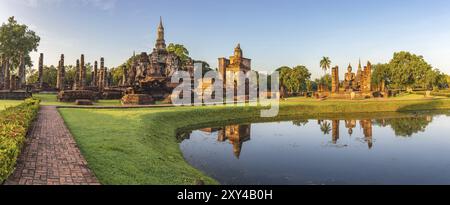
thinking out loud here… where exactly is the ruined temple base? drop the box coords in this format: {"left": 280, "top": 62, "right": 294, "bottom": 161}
{"left": 121, "top": 94, "right": 154, "bottom": 105}
{"left": 0, "top": 90, "right": 32, "bottom": 100}
{"left": 101, "top": 91, "right": 124, "bottom": 100}
{"left": 58, "top": 90, "right": 99, "bottom": 102}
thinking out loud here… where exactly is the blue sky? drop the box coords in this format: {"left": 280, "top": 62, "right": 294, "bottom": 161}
{"left": 1, "top": 0, "right": 450, "bottom": 78}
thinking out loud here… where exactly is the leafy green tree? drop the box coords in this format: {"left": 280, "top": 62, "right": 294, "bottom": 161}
{"left": 26, "top": 68, "right": 38, "bottom": 84}
{"left": 37, "top": 65, "right": 57, "bottom": 88}
{"left": 315, "top": 74, "right": 332, "bottom": 90}
{"left": 275, "top": 65, "right": 311, "bottom": 94}
{"left": 276, "top": 66, "right": 292, "bottom": 93}
{"left": 308, "top": 80, "right": 317, "bottom": 91}
{"left": 194, "top": 60, "right": 212, "bottom": 76}
{"left": 26, "top": 63, "right": 93, "bottom": 88}
{"left": 167, "top": 43, "right": 190, "bottom": 64}
{"left": 372, "top": 63, "right": 391, "bottom": 88}
{"left": 389, "top": 51, "right": 433, "bottom": 89}
{"left": 0, "top": 16, "right": 40, "bottom": 70}
{"left": 109, "top": 66, "right": 124, "bottom": 86}
{"left": 27, "top": 65, "right": 56, "bottom": 86}
{"left": 64, "top": 65, "right": 77, "bottom": 87}
{"left": 428, "top": 70, "right": 448, "bottom": 90}
{"left": 290, "top": 65, "right": 311, "bottom": 92}
{"left": 320, "top": 57, "right": 331, "bottom": 76}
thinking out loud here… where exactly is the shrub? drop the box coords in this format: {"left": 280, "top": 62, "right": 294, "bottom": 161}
{"left": 0, "top": 98, "right": 40, "bottom": 183}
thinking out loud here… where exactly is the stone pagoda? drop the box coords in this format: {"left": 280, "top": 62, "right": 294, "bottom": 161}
{"left": 121, "top": 17, "right": 195, "bottom": 105}
{"left": 217, "top": 44, "right": 253, "bottom": 101}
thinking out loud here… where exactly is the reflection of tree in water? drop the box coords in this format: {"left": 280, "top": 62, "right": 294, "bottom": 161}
{"left": 320, "top": 121, "right": 331, "bottom": 135}
{"left": 292, "top": 119, "right": 309, "bottom": 127}
{"left": 374, "top": 116, "right": 432, "bottom": 137}
{"left": 176, "top": 130, "right": 192, "bottom": 143}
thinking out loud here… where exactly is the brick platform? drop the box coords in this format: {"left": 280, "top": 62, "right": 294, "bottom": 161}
{"left": 5, "top": 106, "right": 100, "bottom": 185}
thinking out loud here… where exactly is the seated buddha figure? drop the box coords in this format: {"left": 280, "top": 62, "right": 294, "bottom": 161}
{"left": 343, "top": 64, "right": 356, "bottom": 91}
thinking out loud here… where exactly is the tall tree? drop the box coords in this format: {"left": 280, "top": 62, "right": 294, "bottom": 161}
{"left": 290, "top": 65, "right": 312, "bottom": 93}
{"left": 276, "top": 66, "right": 292, "bottom": 91}
{"left": 372, "top": 63, "right": 391, "bottom": 88}
{"left": 320, "top": 57, "right": 331, "bottom": 76}
{"left": 315, "top": 74, "right": 332, "bottom": 90}
{"left": 275, "top": 65, "right": 311, "bottom": 94}
{"left": 0, "top": 16, "right": 40, "bottom": 70}
{"left": 389, "top": 51, "right": 433, "bottom": 90}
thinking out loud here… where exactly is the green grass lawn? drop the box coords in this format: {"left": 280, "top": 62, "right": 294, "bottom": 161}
{"left": 59, "top": 96, "right": 450, "bottom": 185}
{"left": 0, "top": 100, "right": 24, "bottom": 111}
{"left": 34, "top": 93, "right": 122, "bottom": 106}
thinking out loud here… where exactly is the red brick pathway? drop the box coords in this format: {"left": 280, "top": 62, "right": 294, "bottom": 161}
{"left": 5, "top": 106, "right": 100, "bottom": 185}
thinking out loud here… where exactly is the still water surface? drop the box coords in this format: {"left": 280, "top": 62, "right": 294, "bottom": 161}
{"left": 179, "top": 111, "right": 450, "bottom": 185}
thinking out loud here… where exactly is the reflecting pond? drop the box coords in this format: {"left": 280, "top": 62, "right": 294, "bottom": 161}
{"left": 179, "top": 111, "right": 450, "bottom": 185}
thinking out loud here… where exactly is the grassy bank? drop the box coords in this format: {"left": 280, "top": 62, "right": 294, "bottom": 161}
{"left": 0, "top": 99, "right": 40, "bottom": 183}
{"left": 58, "top": 97, "right": 450, "bottom": 185}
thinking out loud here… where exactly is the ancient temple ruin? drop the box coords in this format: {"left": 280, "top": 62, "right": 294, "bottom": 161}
{"left": 0, "top": 54, "right": 32, "bottom": 99}
{"left": 57, "top": 54, "right": 119, "bottom": 103}
{"left": 121, "top": 17, "right": 195, "bottom": 104}
{"left": 328, "top": 60, "right": 375, "bottom": 99}
{"left": 217, "top": 44, "right": 254, "bottom": 101}
{"left": 218, "top": 44, "right": 252, "bottom": 86}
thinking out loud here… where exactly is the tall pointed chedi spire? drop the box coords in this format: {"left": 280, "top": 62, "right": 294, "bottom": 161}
{"left": 159, "top": 16, "right": 163, "bottom": 29}
{"left": 234, "top": 43, "right": 243, "bottom": 58}
{"left": 155, "top": 16, "right": 166, "bottom": 50}
{"left": 358, "top": 58, "right": 362, "bottom": 71}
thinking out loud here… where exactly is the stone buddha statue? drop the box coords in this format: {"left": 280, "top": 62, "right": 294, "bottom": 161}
{"left": 344, "top": 64, "right": 355, "bottom": 91}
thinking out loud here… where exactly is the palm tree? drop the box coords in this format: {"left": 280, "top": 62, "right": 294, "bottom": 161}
{"left": 320, "top": 57, "right": 331, "bottom": 76}
{"left": 320, "top": 121, "right": 331, "bottom": 135}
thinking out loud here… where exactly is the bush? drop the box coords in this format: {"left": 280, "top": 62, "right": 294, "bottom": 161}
{"left": 0, "top": 98, "right": 40, "bottom": 183}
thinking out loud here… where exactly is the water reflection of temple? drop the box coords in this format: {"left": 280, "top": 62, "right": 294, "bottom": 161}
{"left": 191, "top": 115, "right": 433, "bottom": 158}
{"left": 360, "top": 120, "right": 373, "bottom": 149}
{"left": 200, "top": 125, "right": 251, "bottom": 158}
{"left": 329, "top": 119, "right": 373, "bottom": 149}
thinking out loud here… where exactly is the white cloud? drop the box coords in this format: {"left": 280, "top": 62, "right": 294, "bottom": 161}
{"left": 14, "top": 0, "right": 117, "bottom": 11}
